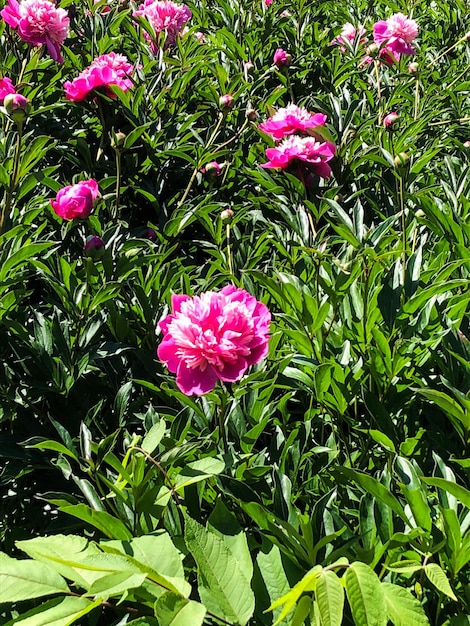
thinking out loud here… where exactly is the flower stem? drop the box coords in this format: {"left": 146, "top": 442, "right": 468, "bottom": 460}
{"left": 374, "top": 60, "right": 383, "bottom": 124}
{"left": 218, "top": 389, "right": 228, "bottom": 453}
{"left": 114, "top": 148, "right": 122, "bottom": 221}
{"left": 429, "top": 32, "right": 470, "bottom": 67}
{"left": 413, "top": 77, "right": 420, "bottom": 121}
{"left": 226, "top": 222, "right": 234, "bottom": 277}
{"left": 398, "top": 174, "right": 406, "bottom": 294}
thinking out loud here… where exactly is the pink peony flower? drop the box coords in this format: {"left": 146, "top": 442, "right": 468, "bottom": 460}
{"left": 373, "top": 13, "right": 418, "bottom": 56}
{"left": 383, "top": 112, "right": 399, "bottom": 127}
{"left": 133, "top": 0, "right": 191, "bottom": 52}
{"left": 201, "top": 161, "right": 222, "bottom": 177}
{"left": 273, "top": 48, "right": 290, "bottom": 68}
{"left": 259, "top": 104, "right": 327, "bottom": 140}
{"left": 1, "top": 0, "right": 69, "bottom": 63}
{"left": 332, "top": 22, "right": 366, "bottom": 50}
{"left": 157, "top": 286, "right": 271, "bottom": 395}
{"left": 50, "top": 179, "right": 99, "bottom": 220}
{"left": 64, "top": 52, "right": 134, "bottom": 102}
{"left": 262, "top": 135, "right": 336, "bottom": 179}
{"left": 0, "top": 77, "right": 17, "bottom": 104}
{"left": 4, "top": 92, "right": 31, "bottom": 122}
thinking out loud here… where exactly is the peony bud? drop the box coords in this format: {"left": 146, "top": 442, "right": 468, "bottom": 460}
{"left": 4, "top": 93, "right": 31, "bottom": 123}
{"left": 383, "top": 112, "right": 399, "bottom": 128}
{"left": 145, "top": 227, "right": 157, "bottom": 241}
{"left": 365, "top": 43, "right": 379, "bottom": 58}
{"left": 220, "top": 208, "right": 234, "bottom": 222}
{"left": 111, "top": 131, "right": 127, "bottom": 150}
{"left": 219, "top": 94, "right": 234, "bottom": 111}
{"left": 246, "top": 107, "right": 258, "bottom": 121}
{"left": 408, "top": 62, "right": 419, "bottom": 73}
{"left": 394, "top": 152, "right": 410, "bottom": 168}
{"left": 273, "top": 48, "right": 290, "bottom": 68}
{"left": 84, "top": 235, "right": 105, "bottom": 260}
{"left": 202, "top": 161, "right": 222, "bottom": 178}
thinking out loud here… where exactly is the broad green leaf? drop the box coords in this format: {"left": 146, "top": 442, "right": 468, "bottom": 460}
{"left": 174, "top": 457, "right": 225, "bottom": 490}
{"left": 208, "top": 499, "right": 252, "bottom": 581}
{"left": 291, "top": 595, "right": 313, "bottom": 626}
{"left": 28, "top": 440, "right": 79, "bottom": 459}
{"left": 382, "top": 583, "right": 430, "bottom": 626}
{"left": 315, "top": 570, "right": 344, "bottom": 626}
{"left": 395, "top": 457, "right": 431, "bottom": 531}
{"left": 269, "top": 566, "right": 322, "bottom": 625}
{"left": 256, "top": 545, "right": 291, "bottom": 626}
{"left": 414, "top": 389, "right": 470, "bottom": 439}
{"left": 87, "top": 570, "right": 147, "bottom": 598}
{"left": 184, "top": 514, "right": 255, "bottom": 626}
{"left": 141, "top": 420, "right": 166, "bottom": 455}
{"left": 0, "top": 553, "right": 69, "bottom": 602}
{"left": 386, "top": 560, "right": 423, "bottom": 574}
{"left": 422, "top": 477, "right": 470, "bottom": 510}
{"left": 424, "top": 563, "right": 457, "bottom": 601}
{"left": 154, "top": 591, "right": 206, "bottom": 626}
{"left": 3, "top": 596, "right": 100, "bottom": 626}
{"left": 58, "top": 504, "right": 133, "bottom": 539}
{"left": 344, "top": 562, "right": 386, "bottom": 626}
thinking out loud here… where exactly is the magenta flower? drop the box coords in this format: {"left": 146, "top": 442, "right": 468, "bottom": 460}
{"left": 259, "top": 104, "right": 327, "bottom": 140}
{"left": 261, "top": 135, "right": 336, "bottom": 179}
{"left": 50, "top": 179, "right": 99, "bottom": 220}
{"left": 157, "top": 286, "right": 271, "bottom": 395}
{"left": 1, "top": 0, "right": 69, "bottom": 63}
{"left": 0, "top": 77, "right": 17, "bottom": 104}
{"left": 133, "top": 0, "right": 191, "bottom": 52}
{"left": 84, "top": 235, "right": 105, "bottom": 260}
{"left": 64, "top": 53, "right": 134, "bottom": 102}
{"left": 373, "top": 13, "right": 418, "bottom": 56}
{"left": 273, "top": 48, "right": 290, "bottom": 68}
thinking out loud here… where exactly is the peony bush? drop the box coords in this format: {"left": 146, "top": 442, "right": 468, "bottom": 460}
{"left": 1, "top": 0, "right": 470, "bottom": 624}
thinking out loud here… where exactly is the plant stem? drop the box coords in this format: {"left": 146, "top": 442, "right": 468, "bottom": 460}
{"left": 429, "top": 33, "right": 470, "bottom": 67}
{"left": 374, "top": 60, "right": 383, "bottom": 124}
{"left": 398, "top": 175, "right": 406, "bottom": 292}
{"left": 114, "top": 148, "right": 122, "bottom": 221}
{"left": 226, "top": 222, "right": 234, "bottom": 277}
{"left": 218, "top": 390, "right": 228, "bottom": 453}
{"left": 413, "top": 77, "right": 420, "bottom": 121}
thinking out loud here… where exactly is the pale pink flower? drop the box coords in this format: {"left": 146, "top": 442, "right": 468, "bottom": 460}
{"left": 1, "top": 0, "right": 69, "bottom": 63}
{"left": 50, "top": 179, "right": 99, "bottom": 220}
{"left": 373, "top": 13, "right": 418, "bottom": 56}
{"left": 262, "top": 135, "right": 336, "bottom": 179}
{"left": 332, "top": 22, "right": 366, "bottom": 50}
{"left": 0, "top": 77, "right": 17, "bottom": 104}
{"left": 64, "top": 52, "right": 134, "bottom": 102}
{"left": 259, "top": 104, "right": 327, "bottom": 140}
{"left": 157, "top": 286, "right": 271, "bottom": 395}
{"left": 383, "top": 112, "right": 399, "bottom": 127}
{"left": 273, "top": 48, "right": 290, "bottom": 68}
{"left": 133, "top": 0, "right": 191, "bottom": 52}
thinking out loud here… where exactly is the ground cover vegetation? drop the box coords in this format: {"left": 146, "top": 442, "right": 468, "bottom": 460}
{"left": 1, "top": 0, "right": 470, "bottom": 623}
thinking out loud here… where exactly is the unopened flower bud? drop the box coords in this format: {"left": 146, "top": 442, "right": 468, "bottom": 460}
{"left": 111, "top": 131, "right": 127, "bottom": 150}
{"left": 464, "top": 140, "right": 470, "bottom": 148}
{"left": 273, "top": 48, "right": 290, "bottom": 68}
{"left": 4, "top": 93, "right": 31, "bottom": 123}
{"left": 84, "top": 235, "right": 105, "bottom": 260}
{"left": 246, "top": 107, "right": 258, "bottom": 121}
{"left": 415, "top": 209, "right": 425, "bottom": 218}
{"left": 408, "top": 62, "right": 419, "bottom": 73}
{"left": 365, "top": 43, "right": 379, "bottom": 57}
{"left": 219, "top": 94, "right": 234, "bottom": 111}
{"left": 383, "top": 112, "right": 399, "bottom": 128}
{"left": 145, "top": 227, "right": 157, "bottom": 241}
{"left": 220, "top": 208, "right": 234, "bottom": 222}
{"left": 243, "top": 61, "right": 254, "bottom": 73}
{"left": 394, "top": 152, "right": 410, "bottom": 168}
{"left": 202, "top": 161, "right": 222, "bottom": 178}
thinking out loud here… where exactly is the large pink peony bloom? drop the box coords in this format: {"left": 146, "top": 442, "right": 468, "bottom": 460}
{"left": 157, "top": 286, "right": 271, "bottom": 395}
{"left": 373, "top": 13, "right": 418, "bottom": 56}
{"left": 259, "top": 104, "right": 327, "bottom": 140}
{"left": 1, "top": 0, "right": 69, "bottom": 63}
{"left": 64, "top": 53, "right": 134, "bottom": 101}
{"left": 50, "top": 179, "right": 99, "bottom": 220}
{"left": 262, "top": 135, "right": 336, "bottom": 179}
{"left": 0, "top": 77, "right": 17, "bottom": 104}
{"left": 133, "top": 0, "right": 191, "bottom": 52}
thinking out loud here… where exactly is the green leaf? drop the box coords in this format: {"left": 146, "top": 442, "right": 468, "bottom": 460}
{"left": 154, "top": 592, "right": 206, "bottom": 626}
{"left": 141, "top": 420, "right": 166, "bottom": 455}
{"left": 174, "top": 457, "right": 225, "bottom": 490}
{"left": 184, "top": 513, "right": 255, "bottom": 626}
{"left": 424, "top": 563, "right": 457, "bottom": 601}
{"left": 382, "top": 583, "right": 430, "bottom": 626}
{"left": 414, "top": 389, "right": 470, "bottom": 440}
{"left": 3, "top": 596, "right": 100, "bottom": 626}
{"left": 58, "top": 504, "right": 133, "bottom": 539}
{"left": 344, "top": 562, "right": 386, "bottom": 626}
{"left": 395, "top": 457, "right": 432, "bottom": 531}
{"left": 315, "top": 570, "right": 344, "bottom": 626}
{"left": 269, "top": 566, "right": 322, "bottom": 625}
{"left": 87, "top": 570, "right": 147, "bottom": 599}
{"left": 256, "top": 545, "right": 291, "bottom": 625}
{"left": 422, "top": 477, "right": 470, "bottom": 510}
{"left": 0, "top": 553, "right": 69, "bottom": 602}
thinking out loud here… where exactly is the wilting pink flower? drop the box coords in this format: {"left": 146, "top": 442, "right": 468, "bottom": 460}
{"left": 50, "top": 179, "right": 99, "bottom": 220}
{"left": 64, "top": 52, "right": 134, "bottom": 101}
{"left": 262, "top": 135, "right": 336, "bottom": 179}
{"left": 0, "top": 77, "right": 17, "bottom": 104}
{"left": 259, "top": 104, "right": 327, "bottom": 140}
{"left": 133, "top": 0, "right": 191, "bottom": 52}
{"left": 383, "top": 112, "right": 399, "bottom": 127}
{"left": 332, "top": 22, "right": 366, "bottom": 50}
{"left": 1, "top": 0, "right": 69, "bottom": 63}
{"left": 158, "top": 286, "right": 271, "bottom": 395}
{"left": 273, "top": 48, "right": 290, "bottom": 68}
{"left": 373, "top": 13, "right": 418, "bottom": 56}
